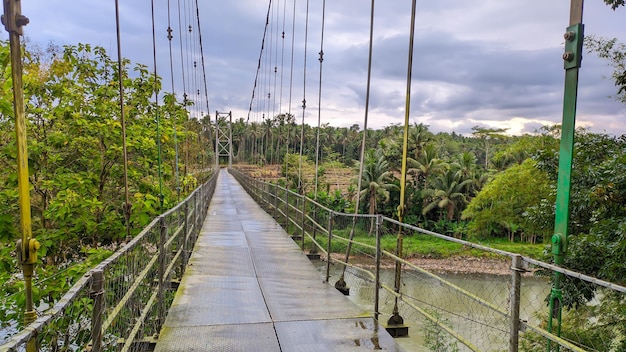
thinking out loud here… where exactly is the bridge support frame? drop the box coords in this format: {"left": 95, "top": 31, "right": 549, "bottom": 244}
{"left": 214, "top": 111, "right": 232, "bottom": 168}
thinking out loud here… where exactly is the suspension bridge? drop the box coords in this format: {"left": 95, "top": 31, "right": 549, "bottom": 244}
{"left": 1, "top": 0, "right": 625, "bottom": 351}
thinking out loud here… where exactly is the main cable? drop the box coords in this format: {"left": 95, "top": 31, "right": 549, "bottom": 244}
{"left": 248, "top": 0, "right": 273, "bottom": 122}
{"left": 195, "top": 0, "right": 213, "bottom": 166}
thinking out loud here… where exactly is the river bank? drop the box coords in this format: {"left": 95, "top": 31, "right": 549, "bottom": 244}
{"left": 332, "top": 254, "right": 526, "bottom": 276}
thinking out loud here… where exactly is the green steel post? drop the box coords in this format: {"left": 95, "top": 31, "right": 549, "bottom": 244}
{"left": 548, "top": 2, "right": 584, "bottom": 351}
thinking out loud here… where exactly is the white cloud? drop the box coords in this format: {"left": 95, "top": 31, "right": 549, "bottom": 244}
{"left": 4, "top": 0, "right": 626, "bottom": 135}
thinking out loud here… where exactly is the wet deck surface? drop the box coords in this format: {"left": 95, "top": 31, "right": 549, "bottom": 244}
{"left": 155, "top": 169, "right": 403, "bottom": 351}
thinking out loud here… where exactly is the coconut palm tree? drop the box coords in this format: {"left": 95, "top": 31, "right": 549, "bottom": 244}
{"left": 422, "top": 168, "right": 472, "bottom": 221}
{"left": 356, "top": 149, "right": 398, "bottom": 232}
{"left": 408, "top": 143, "right": 446, "bottom": 189}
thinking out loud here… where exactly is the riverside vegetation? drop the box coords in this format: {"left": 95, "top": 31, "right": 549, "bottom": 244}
{"left": 1, "top": 26, "right": 625, "bottom": 348}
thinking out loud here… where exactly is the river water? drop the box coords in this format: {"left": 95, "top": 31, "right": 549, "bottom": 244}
{"left": 315, "top": 261, "right": 551, "bottom": 351}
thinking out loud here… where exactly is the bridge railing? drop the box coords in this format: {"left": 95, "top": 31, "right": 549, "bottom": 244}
{"left": 230, "top": 167, "right": 626, "bottom": 352}
{"left": 1, "top": 170, "right": 218, "bottom": 352}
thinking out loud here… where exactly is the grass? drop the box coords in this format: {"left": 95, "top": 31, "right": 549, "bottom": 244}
{"left": 297, "top": 229, "right": 546, "bottom": 260}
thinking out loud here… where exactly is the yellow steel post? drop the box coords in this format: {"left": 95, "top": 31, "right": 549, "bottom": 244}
{"left": 388, "top": 0, "right": 417, "bottom": 334}
{"left": 2, "top": 1, "right": 39, "bottom": 351}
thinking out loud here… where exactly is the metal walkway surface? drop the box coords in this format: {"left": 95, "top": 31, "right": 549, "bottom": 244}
{"left": 154, "top": 169, "right": 402, "bottom": 351}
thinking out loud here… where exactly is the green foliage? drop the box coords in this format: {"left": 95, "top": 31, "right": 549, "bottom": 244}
{"left": 355, "top": 148, "right": 398, "bottom": 217}
{"left": 422, "top": 168, "right": 473, "bottom": 221}
{"left": 282, "top": 153, "right": 316, "bottom": 193}
{"left": 585, "top": 36, "right": 626, "bottom": 103}
{"left": 463, "top": 159, "right": 553, "bottom": 242}
{"left": 0, "top": 40, "right": 208, "bottom": 332}
{"left": 604, "top": 0, "right": 625, "bottom": 10}
{"left": 423, "top": 309, "right": 460, "bottom": 352}
{"left": 309, "top": 189, "right": 351, "bottom": 213}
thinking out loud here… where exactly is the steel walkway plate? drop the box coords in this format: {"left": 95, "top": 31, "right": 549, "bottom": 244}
{"left": 155, "top": 169, "right": 404, "bottom": 351}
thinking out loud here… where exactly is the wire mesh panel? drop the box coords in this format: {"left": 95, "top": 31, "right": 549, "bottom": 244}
{"left": 228, "top": 168, "right": 626, "bottom": 352}
{"left": 0, "top": 172, "right": 217, "bottom": 352}
{"left": 519, "top": 259, "right": 626, "bottom": 352}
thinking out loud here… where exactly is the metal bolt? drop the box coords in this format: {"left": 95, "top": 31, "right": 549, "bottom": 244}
{"left": 563, "top": 31, "right": 576, "bottom": 41}
{"left": 562, "top": 52, "right": 574, "bottom": 62}
{"left": 16, "top": 15, "right": 29, "bottom": 27}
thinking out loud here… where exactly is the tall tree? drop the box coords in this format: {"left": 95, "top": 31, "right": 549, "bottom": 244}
{"left": 422, "top": 169, "right": 472, "bottom": 221}
{"left": 356, "top": 149, "right": 397, "bottom": 221}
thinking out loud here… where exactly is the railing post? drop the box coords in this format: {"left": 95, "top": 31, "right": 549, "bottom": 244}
{"left": 509, "top": 255, "right": 524, "bottom": 352}
{"left": 90, "top": 269, "right": 104, "bottom": 352}
{"left": 195, "top": 191, "right": 200, "bottom": 241}
{"left": 325, "top": 212, "right": 334, "bottom": 282}
{"left": 301, "top": 196, "right": 307, "bottom": 250}
{"left": 157, "top": 216, "right": 168, "bottom": 326}
{"left": 284, "top": 188, "right": 289, "bottom": 229}
{"left": 182, "top": 200, "right": 190, "bottom": 274}
{"left": 310, "top": 206, "right": 318, "bottom": 255}
{"left": 273, "top": 183, "right": 278, "bottom": 219}
{"left": 375, "top": 215, "right": 382, "bottom": 321}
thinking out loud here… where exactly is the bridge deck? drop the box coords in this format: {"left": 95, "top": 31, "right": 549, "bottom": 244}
{"left": 155, "top": 169, "right": 402, "bottom": 351}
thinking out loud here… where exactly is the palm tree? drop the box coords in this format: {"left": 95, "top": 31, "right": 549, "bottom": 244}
{"left": 408, "top": 143, "right": 446, "bottom": 189}
{"left": 408, "top": 122, "right": 431, "bottom": 160}
{"left": 356, "top": 149, "right": 398, "bottom": 232}
{"left": 422, "top": 169, "right": 472, "bottom": 221}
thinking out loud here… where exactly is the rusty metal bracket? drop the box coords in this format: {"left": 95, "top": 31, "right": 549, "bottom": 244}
{"left": 2, "top": 0, "right": 29, "bottom": 35}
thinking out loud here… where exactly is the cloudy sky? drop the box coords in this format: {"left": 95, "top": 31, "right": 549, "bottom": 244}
{"left": 4, "top": 0, "right": 625, "bottom": 135}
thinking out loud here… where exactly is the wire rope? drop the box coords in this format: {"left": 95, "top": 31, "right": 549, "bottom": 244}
{"left": 287, "top": 0, "right": 297, "bottom": 155}
{"left": 276, "top": 0, "right": 289, "bottom": 160}
{"left": 297, "top": 0, "right": 310, "bottom": 194}
{"left": 194, "top": 0, "right": 213, "bottom": 166}
{"left": 177, "top": 0, "right": 190, "bottom": 178}
{"left": 247, "top": 1, "right": 273, "bottom": 124}
{"left": 270, "top": 0, "right": 280, "bottom": 166}
{"left": 313, "top": 0, "right": 327, "bottom": 200}
{"left": 166, "top": 0, "right": 181, "bottom": 201}
{"left": 391, "top": 0, "right": 419, "bottom": 324}
{"left": 151, "top": 0, "right": 164, "bottom": 210}
{"left": 336, "top": 0, "right": 376, "bottom": 289}
{"left": 114, "top": 0, "right": 132, "bottom": 240}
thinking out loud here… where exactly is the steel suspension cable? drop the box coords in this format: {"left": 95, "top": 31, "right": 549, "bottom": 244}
{"left": 167, "top": 0, "right": 181, "bottom": 201}
{"left": 277, "top": 0, "right": 287, "bottom": 163}
{"left": 188, "top": 2, "right": 201, "bottom": 168}
{"left": 287, "top": 0, "right": 297, "bottom": 154}
{"left": 177, "top": 0, "right": 190, "bottom": 178}
{"left": 297, "top": 0, "right": 310, "bottom": 194}
{"left": 265, "top": 0, "right": 274, "bottom": 164}
{"left": 194, "top": 0, "right": 213, "bottom": 166}
{"left": 335, "top": 0, "right": 376, "bottom": 291}
{"left": 270, "top": 0, "right": 280, "bottom": 166}
{"left": 390, "top": 0, "right": 418, "bottom": 327}
{"left": 248, "top": 0, "right": 273, "bottom": 122}
{"left": 114, "top": 0, "right": 132, "bottom": 240}
{"left": 151, "top": 0, "right": 165, "bottom": 211}
{"left": 313, "top": 0, "right": 327, "bottom": 199}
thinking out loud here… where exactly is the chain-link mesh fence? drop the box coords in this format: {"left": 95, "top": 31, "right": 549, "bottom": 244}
{"left": 231, "top": 168, "right": 626, "bottom": 352}
{"left": 1, "top": 171, "right": 217, "bottom": 352}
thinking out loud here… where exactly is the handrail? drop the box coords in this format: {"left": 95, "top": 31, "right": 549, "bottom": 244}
{"left": 1, "top": 169, "right": 218, "bottom": 351}
{"left": 231, "top": 166, "right": 626, "bottom": 352}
